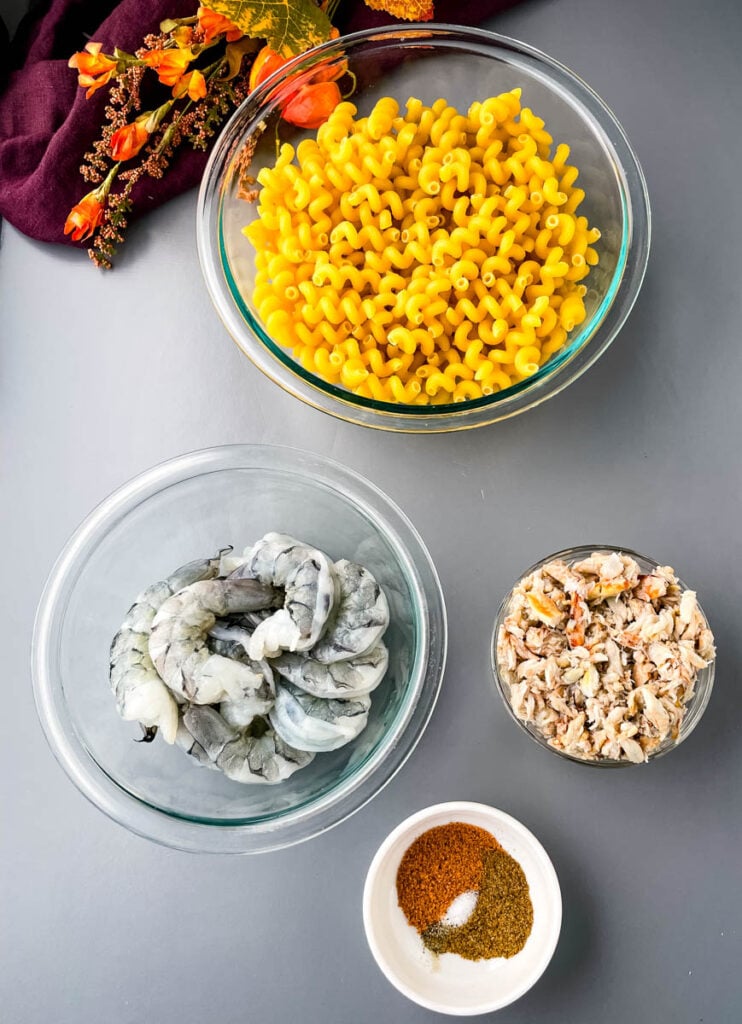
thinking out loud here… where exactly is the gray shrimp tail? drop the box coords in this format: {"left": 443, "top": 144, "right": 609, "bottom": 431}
{"left": 166, "top": 556, "right": 220, "bottom": 593}
{"left": 220, "top": 578, "right": 280, "bottom": 614}
{"left": 182, "top": 705, "right": 237, "bottom": 761}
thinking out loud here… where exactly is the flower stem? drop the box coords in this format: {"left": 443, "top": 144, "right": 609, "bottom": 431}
{"left": 155, "top": 56, "right": 227, "bottom": 154}
{"left": 95, "top": 161, "right": 121, "bottom": 199}
{"left": 323, "top": 0, "right": 343, "bottom": 19}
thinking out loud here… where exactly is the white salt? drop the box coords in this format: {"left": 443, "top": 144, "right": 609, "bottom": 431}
{"left": 441, "top": 890, "right": 478, "bottom": 928}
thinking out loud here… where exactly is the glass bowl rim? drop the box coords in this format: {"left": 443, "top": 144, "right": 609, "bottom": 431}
{"left": 490, "top": 543, "right": 715, "bottom": 768}
{"left": 31, "top": 444, "right": 448, "bottom": 852}
{"left": 197, "top": 23, "right": 651, "bottom": 432}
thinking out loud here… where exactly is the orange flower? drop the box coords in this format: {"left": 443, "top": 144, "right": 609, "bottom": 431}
{"left": 248, "top": 45, "right": 287, "bottom": 92}
{"left": 140, "top": 48, "right": 194, "bottom": 87}
{"left": 172, "top": 69, "right": 207, "bottom": 102}
{"left": 249, "top": 42, "right": 346, "bottom": 99}
{"left": 197, "top": 6, "right": 243, "bottom": 43}
{"left": 248, "top": 45, "right": 342, "bottom": 129}
{"left": 64, "top": 163, "right": 119, "bottom": 243}
{"left": 307, "top": 55, "right": 347, "bottom": 85}
{"left": 110, "top": 117, "right": 150, "bottom": 161}
{"left": 171, "top": 25, "right": 194, "bottom": 48}
{"left": 68, "top": 41, "right": 118, "bottom": 98}
{"left": 64, "top": 192, "right": 106, "bottom": 242}
{"left": 282, "top": 81, "right": 341, "bottom": 129}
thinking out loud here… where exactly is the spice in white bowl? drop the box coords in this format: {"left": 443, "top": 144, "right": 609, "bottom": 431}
{"left": 363, "top": 802, "right": 561, "bottom": 1016}
{"left": 396, "top": 822, "right": 533, "bottom": 961}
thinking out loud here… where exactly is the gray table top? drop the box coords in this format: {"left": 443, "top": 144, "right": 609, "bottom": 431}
{"left": 2, "top": 0, "right": 741, "bottom": 1021}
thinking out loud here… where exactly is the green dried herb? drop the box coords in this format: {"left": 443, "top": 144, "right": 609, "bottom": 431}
{"left": 422, "top": 847, "right": 533, "bottom": 961}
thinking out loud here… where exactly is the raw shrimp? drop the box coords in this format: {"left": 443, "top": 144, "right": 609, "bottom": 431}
{"left": 242, "top": 609, "right": 272, "bottom": 628}
{"left": 181, "top": 705, "right": 313, "bottom": 784}
{"left": 109, "top": 557, "right": 220, "bottom": 744}
{"left": 310, "top": 559, "right": 389, "bottom": 664}
{"left": 230, "top": 533, "right": 336, "bottom": 660}
{"left": 269, "top": 681, "right": 371, "bottom": 752}
{"left": 207, "top": 634, "right": 275, "bottom": 728}
{"left": 217, "top": 550, "right": 248, "bottom": 576}
{"left": 148, "top": 577, "right": 277, "bottom": 705}
{"left": 175, "top": 715, "right": 216, "bottom": 769}
{"left": 208, "top": 621, "right": 254, "bottom": 651}
{"left": 271, "top": 641, "right": 389, "bottom": 699}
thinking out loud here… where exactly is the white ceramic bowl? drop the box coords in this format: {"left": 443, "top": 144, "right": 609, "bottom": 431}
{"left": 363, "top": 801, "right": 561, "bottom": 1015}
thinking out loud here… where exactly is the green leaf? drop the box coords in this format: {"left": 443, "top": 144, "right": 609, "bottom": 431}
{"left": 207, "top": 0, "right": 333, "bottom": 57}
{"left": 224, "top": 37, "right": 261, "bottom": 81}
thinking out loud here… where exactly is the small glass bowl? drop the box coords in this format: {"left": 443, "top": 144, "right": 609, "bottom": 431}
{"left": 32, "top": 445, "right": 447, "bottom": 852}
{"left": 491, "top": 545, "right": 715, "bottom": 767}
{"left": 197, "top": 24, "right": 650, "bottom": 432}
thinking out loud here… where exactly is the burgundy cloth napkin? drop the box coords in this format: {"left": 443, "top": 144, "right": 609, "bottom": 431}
{"left": 0, "top": 0, "right": 524, "bottom": 247}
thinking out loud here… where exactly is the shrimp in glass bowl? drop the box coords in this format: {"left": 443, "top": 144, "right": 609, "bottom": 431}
{"left": 32, "top": 445, "right": 446, "bottom": 853}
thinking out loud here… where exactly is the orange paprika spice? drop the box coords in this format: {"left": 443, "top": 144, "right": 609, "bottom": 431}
{"left": 396, "top": 823, "right": 501, "bottom": 933}
{"left": 396, "top": 821, "right": 534, "bottom": 961}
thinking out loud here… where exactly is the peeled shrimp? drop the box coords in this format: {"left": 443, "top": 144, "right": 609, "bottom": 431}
{"left": 269, "top": 681, "right": 371, "bottom": 752}
{"left": 230, "top": 533, "right": 336, "bottom": 660}
{"left": 271, "top": 641, "right": 389, "bottom": 699}
{"left": 181, "top": 705, "right": 313, "bottom": 784}
{"left": 310, "top": 559, "right": 389, "bottom": 664}
{"left": 148, "top": 578, "right": 277, "bottom": 705}
{"left": 109, "top": 557, "right": 219, "bottom": 744}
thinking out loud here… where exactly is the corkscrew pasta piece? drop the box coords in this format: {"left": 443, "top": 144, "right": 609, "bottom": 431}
{"left": 242, "top": 90, "right": 601, "bottom": 405}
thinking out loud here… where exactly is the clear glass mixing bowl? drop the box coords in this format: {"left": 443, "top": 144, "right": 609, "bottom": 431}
{"left": 32, "top": 446, "right": 447, "bottom": 852}
{"left": 491, "top": 545, "right": 715, "bottom": 767}
{"left": 197, "top": 25, "right": 650, "bottom": 432}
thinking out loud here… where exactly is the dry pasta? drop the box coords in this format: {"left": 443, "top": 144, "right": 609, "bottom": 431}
{"left": 243, "top": 90, "right": 601, "bottom": 405}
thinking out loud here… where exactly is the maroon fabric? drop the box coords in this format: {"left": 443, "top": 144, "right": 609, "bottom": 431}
{"left": 0, "top": 0, "right": 523, "bottom": 248}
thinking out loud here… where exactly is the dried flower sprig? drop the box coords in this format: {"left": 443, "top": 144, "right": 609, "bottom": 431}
{"left": 64, "top": 0, "right": 435, "bottom": 267}
{"left": 65, "top": 6, "right": 266, "bottom": 266}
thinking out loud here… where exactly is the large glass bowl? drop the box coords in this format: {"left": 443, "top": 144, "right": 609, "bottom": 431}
{"left": 31, "top": 446, "right": 447, "bottom": 852}
{"left": 491, "top": 545, "right": 715, "bottom": 767}
{"left": 197, "top": 25, "right": 650, "bottom": 432}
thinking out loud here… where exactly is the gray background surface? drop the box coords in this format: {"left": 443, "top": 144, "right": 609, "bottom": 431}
{"left": 2, "top": 0, "right": 741, "bottom": 1021}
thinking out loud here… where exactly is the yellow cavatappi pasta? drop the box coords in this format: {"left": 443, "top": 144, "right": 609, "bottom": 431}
{"left": 243, "top": 90, "right": 601, "bottom": 405}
